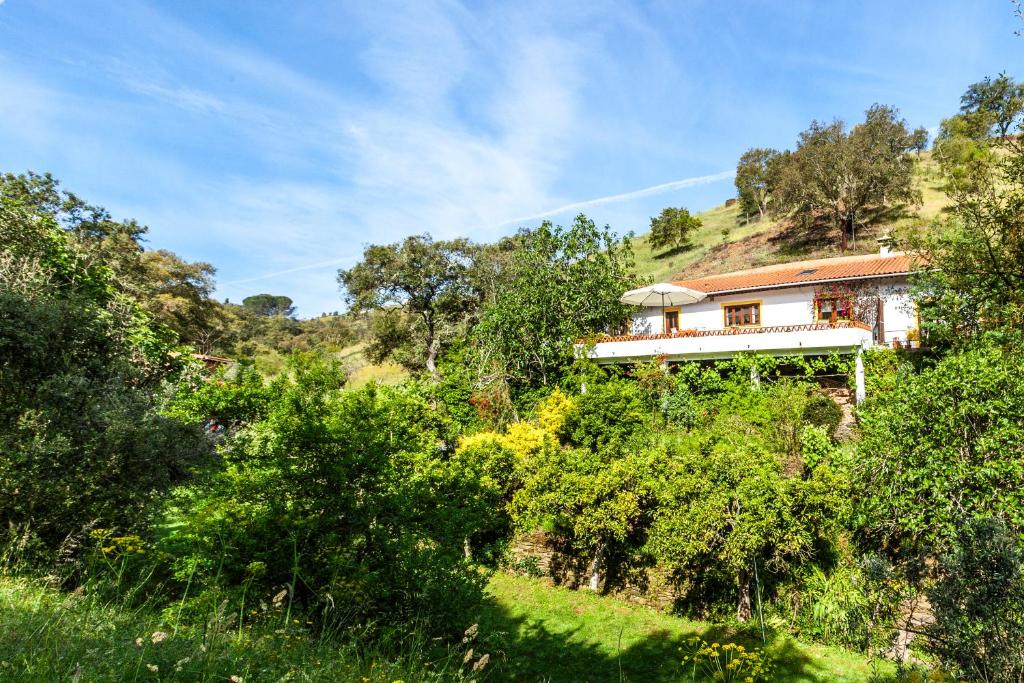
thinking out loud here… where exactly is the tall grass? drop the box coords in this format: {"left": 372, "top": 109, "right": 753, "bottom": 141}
{"left": 0, "top": 572, "right": 469, "bottom": 682}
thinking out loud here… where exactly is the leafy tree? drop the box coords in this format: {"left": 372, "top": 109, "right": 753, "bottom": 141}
{"left": 648, "top": 207, "right": 702, "bottom": 252}
{"left": 909, "top": 126, "right": 930, "bottom": 154}
{"left": 141, "top": 249, "right": 219, "bottom": 349}
{"left": 734, "top": 148, "right": 781, "bottom": 221}
{"left": 473, "top": 215, "right": 639, "bottom": 389}
{"left": 772, "top": 105, "right": 922, "bottom": 249}
{"left": 933, "top": 114, "right": 998, "bottom": 193}
{"left": 646, "top": 429, "right": 847, "bottom": 622}
{"left": 0, "top": 171, "right": 223, "bottom": 349}
{"left": 0, "top": 171, "right": 149, "bottom": 289}
{"left": 241, "top": 293, "right": 296, "bottom": 318}
{"left": 916, "top": 78, "right": 1024, "bottom": 344}
{"left": 854, "top": 343, "right": 1024, "bottom": 552}
{"left": 926, "top": 518, "right": 1024, "bottom": 681}
{"left": 339, "top": 235, "right": 479, "bottom": 378}
{"left": 959, "top": 72, "right": 1024, "bottom": 140}
{"left": 0, "top": 194, "right": 204, "bottom": 564}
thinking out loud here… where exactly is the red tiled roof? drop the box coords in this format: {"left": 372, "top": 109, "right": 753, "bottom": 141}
{"left": 673, "top": 252, "right": 916, "bottom": 295}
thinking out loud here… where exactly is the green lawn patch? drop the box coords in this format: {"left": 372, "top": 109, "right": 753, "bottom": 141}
{"left": 475, "top": 572, "right": 885, "bottom": 682}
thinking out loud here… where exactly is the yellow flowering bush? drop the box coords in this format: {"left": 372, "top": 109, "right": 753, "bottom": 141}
{"left": 681, "top": 638, "right": 772, "bottom": 683}
{"left": 457, "top": 421, "right": 556, "bottom": 468}
{"left": 535, "top": 388, "right": 575, "bottom": 434}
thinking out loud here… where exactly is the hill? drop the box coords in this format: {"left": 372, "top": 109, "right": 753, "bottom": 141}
{"left": 632, "top": 153, "right": 950, "bottom": 283}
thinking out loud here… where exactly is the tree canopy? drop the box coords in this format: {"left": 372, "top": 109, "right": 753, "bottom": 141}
{"left": 242, "top": 293, "right": 296, "bottom": 318}
{"left": 734, "top": 148, "right": 782, "bottom": 221}
{"left": 339, "top": 234, "right": 480, "bottom": 378}
{"left": 916, "top": 75, "right": 1024, "bottom": 345}
{"left": 472, "top": 214, "right": 639, "bottom": 389}
{"left": 647, "top": 207, "right": 702, "bottom": 252}
{"left": 959, "top": 72, "right": 1024, "bottom": 140}
{"left": 770, "top": 104, "right": 922, "bottom": 249}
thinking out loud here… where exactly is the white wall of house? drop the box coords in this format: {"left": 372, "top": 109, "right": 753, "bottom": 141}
{"left": 629, "top": 277, "right": 917, "bottom": 346}
{"left": 881, "top": 286, "right": 916, "bottom": 344}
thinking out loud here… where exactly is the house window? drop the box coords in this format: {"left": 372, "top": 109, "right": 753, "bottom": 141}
{"left": 724, "top": 302, "right": 761, "bottom": 327}
{"left": 816, "top": 297, "right": 852, "bottom": 324}
{"left": 664, "top": 308, "right": 680, "bottom": 333}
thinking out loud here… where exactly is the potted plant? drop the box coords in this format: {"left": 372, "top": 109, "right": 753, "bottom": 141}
{"left": 906, "top": 328, "right": 921, "bottom": 349}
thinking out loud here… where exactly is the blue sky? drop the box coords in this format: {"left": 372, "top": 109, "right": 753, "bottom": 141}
{"left": 1, "top": 1, "right": 1020, "bottom": 315}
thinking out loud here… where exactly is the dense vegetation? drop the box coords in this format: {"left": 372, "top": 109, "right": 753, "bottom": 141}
{"left": 3, "top": 73, "right": 1024, "bottom": 682}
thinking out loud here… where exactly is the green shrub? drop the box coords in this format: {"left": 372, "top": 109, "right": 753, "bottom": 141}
{"left": 164, "top": 363, "right": 279, "bottom": 427}
{"left": 855, "top": 342, "right": 1024, "bottom": 551}
{"left": 159, "top": 361, "right": 488, "bottom": 635}
{"left": 926, "top": 518, "right": 1024, "bottom": 681}
{"left": 0, "top": 204, "right": 204, "bottom": 569}
{"left": 645, "top": 433, "right": 849, "bottom": 622}
{"left": 663, "top": 382, "right": 703, "bottom": 429}
{"left": 802, "top": 393, "right": 843, "bottom": 437}
{"left": 800, "top": 425, "right": 835, "bottom": 472}
{"left": 559, "top": 377, "right": 647, "bottom": 451}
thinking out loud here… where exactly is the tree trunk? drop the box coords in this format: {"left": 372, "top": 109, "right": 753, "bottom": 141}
{"left": 424, "top": 317, "right": 440, "bottom": 380}
{"left": 737, "top": 568, "right": 753, "bottom": 622}
{"left": 425, "top": 341, "right": 439, "bottom": 380}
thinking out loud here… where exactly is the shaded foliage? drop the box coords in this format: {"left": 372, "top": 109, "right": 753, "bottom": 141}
{"left": 0, "top": 195, "right": 205, "bottom": 565}
{"left": 927, "top": 518, "right": 1024, "bottom": 682}
{"left": 473, "top": 215, "right": 640, "bottom": 390}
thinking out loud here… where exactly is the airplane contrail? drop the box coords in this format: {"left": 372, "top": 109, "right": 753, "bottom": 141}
{"left": 218, "top": 170, "right": 734, "bottom": 287}
{"left": 491, "top": 169, "right": 734, "bottom": 228}
{"left": 218, "top": 256, "right": 356, "bottom": 287}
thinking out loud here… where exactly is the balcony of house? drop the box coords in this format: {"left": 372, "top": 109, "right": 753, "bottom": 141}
{"left": 582, "top": 320, "right": 875, "bottom": 364}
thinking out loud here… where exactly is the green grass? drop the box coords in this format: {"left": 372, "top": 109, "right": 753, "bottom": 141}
{"left": 0, "top": 572, "right": 887, "bottom": 682}
{"left": 335, "top": 342, "right": 411, "bottom": 388}
{"left": 475, "top": 573, "right": 885, "bottom": 682}
{"left": 0, "top": 575, "right": 453, "bottom": 682}
{"left": 632, "top": 153, "right": 952, "bottom": 284}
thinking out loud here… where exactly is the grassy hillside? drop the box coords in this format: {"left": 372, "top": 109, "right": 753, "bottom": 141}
{"left": 335, "top": 341, "right": 410, "bottom": 387}
{"left": 633, "top": 153, "right": 951, "bottom": 283}
{"left": 0, "top": 572, "right": 885, "bottom": 682}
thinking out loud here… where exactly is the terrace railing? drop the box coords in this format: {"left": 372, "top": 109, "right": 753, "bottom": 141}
{"left": 583, "top": 320, "right": 873, "bottom": 344}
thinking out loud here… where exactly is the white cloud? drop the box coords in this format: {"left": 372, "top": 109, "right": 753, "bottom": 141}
{"left": 0, "top": 0, "right": 724, "bottom": 315}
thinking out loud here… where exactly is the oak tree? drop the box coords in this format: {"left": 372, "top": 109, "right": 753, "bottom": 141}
{"left": 648, "top": 206, "right": 702, "bottom": 252}
{"left": 772, "top": 105, "right": 922, "bottom": 250}
{"left": 339, "top": 234, "right": 479, "bottom": 378}
{"left": 734, "top": 148, "right": 781, "bottom": 221}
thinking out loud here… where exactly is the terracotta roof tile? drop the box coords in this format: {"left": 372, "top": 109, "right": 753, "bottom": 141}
{"left": 673, "top": 252, "right": 916, "bottom": 294}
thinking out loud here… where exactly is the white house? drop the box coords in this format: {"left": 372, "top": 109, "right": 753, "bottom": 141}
{"left": 585, "top": 246, "right": 920, "bottom": 402}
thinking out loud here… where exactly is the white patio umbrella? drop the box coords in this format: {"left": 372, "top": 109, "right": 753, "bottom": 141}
{"left": 620, "top": 283, "right": 707, "bottom": 333}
